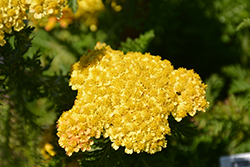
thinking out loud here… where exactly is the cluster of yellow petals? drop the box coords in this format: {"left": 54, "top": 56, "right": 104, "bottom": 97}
{"left": 38, "top": 0, "right": 104, "bottom": 32}
{"left": 57, "top": 42, "right": 209, "bottom": 156}
{"left": 74, "top": 0, "right": 104, "bottom": 31}
{"left": 0, "top": 0, "right": 65, "bottom": 46}
{"left": 44, "top": 6, "right": 74, "bottom": 31}
{"left": 29, "top": 0, "right": 65, "bottom": 19}
{"left": 32, "top": 0, "right": 123, "bottom": 32}
{"left": 57, "top": 103, "right": 102, "bottom": 156}
{"left": 168, "top": 68, "right": 209, "bottom": 121}
{"left": 0, "top": 0, "right": 27, "bottom": 46}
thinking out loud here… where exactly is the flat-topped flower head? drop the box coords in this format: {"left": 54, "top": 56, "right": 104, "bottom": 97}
{"left": 57, "top": 42, "right": 209, "bottom": 156}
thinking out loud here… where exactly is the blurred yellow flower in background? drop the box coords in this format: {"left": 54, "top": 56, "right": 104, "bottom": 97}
{"left": 0, "top": 0, "right": 125, "bottom": 46}
{"left": 0, "top": 0, "right": 28, "bottom": 45}
{"left": 30, "top": 0, "right": 124, "bottom": 32}
{"left": 41, "top": 143, "right": 56, "bottom": 159}
{"left": 74, "top": 0, "right": 104, "bottom": 31}
{"left": 57, "top": 42, "right": 209, "bottom": 156}
{"left": 44, "top": 6, "right": 74, "bottom": 31}
{"left": 32, "top": 0, "right": 66, "bottom": 19}
{"left": 0, "top": 0, "right": 66, "bottom": 46}
{"left": 40, "top": 126, "right": 57, "bottom": 160}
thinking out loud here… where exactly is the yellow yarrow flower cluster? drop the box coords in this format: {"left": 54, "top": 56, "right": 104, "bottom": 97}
{"left": 0, "top": 0, "right": 65, "bottom": 46}
{"left": 74, "top": 0, "right": 104, "bottom": 31}
{"left": 0, "top": 0, "right": 28, "bottom": 46}
{"left": 31, "top": 0, "right": 124, "bottom": 32}
{"left": 42, "top": 0, "right": 105, "bottom": 32}
{"left": 29, "top": 0, "right": 65, "bottom": 19}
{"left": 57, "top": 42, "right": 209, "bottom": 156}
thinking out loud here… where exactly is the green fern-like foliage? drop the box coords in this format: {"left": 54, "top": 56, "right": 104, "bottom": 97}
{"left": 79, "top": 138, "right": 128, "bottom": 167}
{"left": 222, "top": 64, "right": 250, "bottom": 94}
{"left": 193, "top": 63, "right": 250, "bottom": 164}
{"left": 223, "top": 64, "right": 250, "bottom": 116}
{"left": 196, "top": 94, "right": 250, "bottom": 153}
{"left": 221, "top": 64, "right": 248, "bottom": 79}
{"left": 67, "top": 0, "right": 79, "bottom": 14}
{"left": 0, "top": 27, "right": 45, "bottom": 166}
{"left": 207, "top": 0, "right": 250, "bottom": 43}
{"left": 0, "top": 26, "right": 76, "bottom": 167}
{"left": 119, "top": 30, "right": 155, "bottom": 53}
{"left": 237, "top": 18, "right": 250, "bottom": 30}
{"left": 76, "top": 116, "right": 197, "bottom": 167}
{"left": 205, "top": 74, "right": 225, "bottom": 107}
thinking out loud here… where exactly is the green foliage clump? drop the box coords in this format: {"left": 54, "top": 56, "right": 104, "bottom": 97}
{"left": 237, "top": 18, "right": 250, "bottom": 30}
{"left": 191, "top": 60, "right": 250, "bottom": 166}
{"left": 0, "top": 27, "right": 75, "bottom": 167}
{"left": 68, "top": 0, "right": 79, "bottom": 14}
{"left": 119, "top": 30, "right": 155, "bottom": 53}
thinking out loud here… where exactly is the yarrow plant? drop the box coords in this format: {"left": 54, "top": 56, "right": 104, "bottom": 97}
{"left": 0, "top": 0, "right": 65, "bottom": 46}
{"left": 57, "top": 42, "right": 209, "bottom": 156}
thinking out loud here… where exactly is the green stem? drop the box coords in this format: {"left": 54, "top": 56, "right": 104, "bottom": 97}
{"left": 96, "top": 142, "right": 111, "bottom": 167}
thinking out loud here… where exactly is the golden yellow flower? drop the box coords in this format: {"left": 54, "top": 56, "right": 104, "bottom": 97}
{"left": 29, "top": 0, "right": 65, "bottom": 19}
{"left": 57, "top": 42, "right": 209, "bottom": 156}
{"left": 74, "top": 0, "right": 104, "bottom": 31}
{"left": 43, "top": 143, "right": 56, "bottom": 157}
{"left": 0, "top": 0, "right": 65, "bottom": 46}
{"left": 57, "top": 102, "right": 102, "bottom": 156}
{"left": 0, "top": 0, "right": 28, "bottom": 45}
{"left": 29, "top": 0, "right": 124, "bottom": 32}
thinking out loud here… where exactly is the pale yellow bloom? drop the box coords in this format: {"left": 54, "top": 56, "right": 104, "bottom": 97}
{"left": 0, "top": 0, "right": 65, "bottom": 46}
{"left": 0, "top": 0, "right": 28, "bottom": 45}
{"left": 74, "top": 0, "right": 104, "bottom": 31}
{"left": 57, "top": 42, "right": 209, "bottom": 156}
{"left": 29, "top": 0, "right": 65, "bottom": 19}
{"left": 39, "top": 125, "right": 58, "bottom": 160}
{"left": 111, "top": 1, "right": 122, "bottom": 12}
{"left": 44, "top": 143, "right": 56, "bottom": 156}
{"left": 28, "top": 0, "right": 124, "bottom": 32}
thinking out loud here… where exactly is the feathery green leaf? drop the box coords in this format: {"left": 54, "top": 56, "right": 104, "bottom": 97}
{"left": 67, "top": 0, "right": 78, "bottom": 14}
{"left": 119, "top": 30, "right": 155, "bottom": 53}
{"left": 222, "top": 64, "right": 248, "bottom": 79}
{"left": 229, "top": 79, "right": 250, "bottom": 94}
{"left": 237, "top": 18, "right": 250, "bottom": 31}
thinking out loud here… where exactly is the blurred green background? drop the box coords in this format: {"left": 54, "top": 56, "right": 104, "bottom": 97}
{"left": 1, "top": 0, "right": 250, "bottom": 166}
